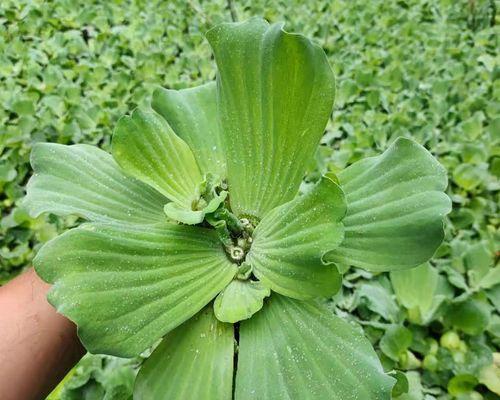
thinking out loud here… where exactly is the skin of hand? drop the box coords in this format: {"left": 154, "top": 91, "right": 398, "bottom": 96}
{"left": 0, "top": 268, "right": 85, "bottom": 400}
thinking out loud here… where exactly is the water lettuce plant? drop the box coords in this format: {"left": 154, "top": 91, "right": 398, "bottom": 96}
{"left": 24, "top": 18, "right": 451, "bottom": 399}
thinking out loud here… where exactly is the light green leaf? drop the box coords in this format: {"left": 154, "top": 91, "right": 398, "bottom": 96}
{"left": 163, "top": 190, "right": 227, "bottom": 225}
{"left": 487, "top": 286, "right": 500, "bottom": 310}
{"left": 207, "top": 17, "right": 335, "bottom": 218}
{"left": 447, "top": 374, "right": 478, "bottom": 396}
{"left": 478, "top": 267, "right": 500, "bottom": 290}
{"left": 394, "top": 372, "right": 423, "bottom": 400}
{"left": 479, "top": 354, "right": 500, "bottom": 395}
{"left": 24, "top": 143, "right": 167, "bottom": 224}
{"left": 134, "top": 307, "right": 234, "bottom": 400}
{"left": 34, "top": 222, "right": 237, "bottom": 357}
{"left": 464, "top": 242, "right": 500, "bottom": 290}
{"left": 214, "top": 279, "right": 270, "bottom": 323}
{"left": 247, "top": 177, "right": 345, "bottom": 300}
{"left": 325, "top": 137, "right": 451, "bottom": 272}
{"left": 379, "top": 325, "right": 413, "bottom": 361}
{"left": 0, "top": 163, "right": 17, "bottom": 183}
{"left": 390, "top": 263, "right": 437, "bottom": 312}
{"left": 464, "top": 241, "right": 495, "bottom": 289}
{"left": 358, "top": 280, "right": 400, "bottom": 322}
{"left": 235, "top": 295, "right": 395, "bottom": 399}
{"left": 390, "top": 263, "right": 446, "bottom": 324}
{"left": 112, "top": 108, "right": 203, "bottom": 210}
{"left": 152, "top": 82, "right": 225, "bottom": 178}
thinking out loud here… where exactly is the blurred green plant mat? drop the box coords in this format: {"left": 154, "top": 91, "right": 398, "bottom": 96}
{"left": 1, "top": 0, "right": 498, "bottom": 399}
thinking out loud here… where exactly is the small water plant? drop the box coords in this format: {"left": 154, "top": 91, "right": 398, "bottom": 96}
{"left": 24, "top": 17, "right": 451, "bottom": 399}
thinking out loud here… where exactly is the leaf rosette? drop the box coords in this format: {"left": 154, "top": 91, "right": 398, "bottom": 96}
{"left": 23, "top": 18, "right": 451, "bottom": 400}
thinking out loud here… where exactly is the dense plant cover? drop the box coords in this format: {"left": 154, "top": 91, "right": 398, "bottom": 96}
{"left": 1, "top": 1, "right": 498, "bottom": 399}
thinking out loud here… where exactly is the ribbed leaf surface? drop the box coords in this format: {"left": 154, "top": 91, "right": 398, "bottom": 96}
{"left": 135, "top": 307, "right": 234, "bottom": 400}
{"left": 207, "top": 18, "right": 335, "bottom": 218}
{"left": 113, "top": 108, "right": 202, "bottom": 209}
{"left": 326, "top": 137, "right": 451, "bottom": 272}
{"left": 247, "top": 177, "right": 345, "bottom": 299}
{"left": 152, "top": 82, "right": 226, "bottom": 178}
{"left": 390, "top": 263, "right": 450, "bottom": 324}
{"left": 24, "top": 143, "right": 166, "bottom": 224}
{"left": 34, "top": 222, "right": 237, "bottom": 357}
{"left": 235, "top": 295, "right": 395, "bottom": 399}
{"left": 391, "top": 263, "right": 438, "bottom": 313}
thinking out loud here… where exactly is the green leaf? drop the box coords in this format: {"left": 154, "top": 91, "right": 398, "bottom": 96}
{"left": 447, "top": 374, "right": 478, "bottom": 396}
{"left": 206, "top": 17, "right": 335, "bottom": 218}
{"left": 379, "top": 325, "right": 413, "bottom": 361}
{"left": 478, "top": 267, "right": 500, "bottom": 290}
{"left": 325, "top": 137, "right": 451, "bottom": 272}
{"left": 390, "top": 263, "right": 446, "bottom": 324}
{"left": 152, "top": 82, "right": 226, "bottom": 178}
{"left": 394, "top": 372, "right": 423, "bottom": 400}
{"left": 56, "top": 355, "right": 136, "bottom": 400}
{"left": 463, "top": 241, "right": 500, "bottom": 290}
{"left": 453, "top": 163, "right": 489, "bottom": 191}
{"left": 214, "top": 279, "right": 270, "bottom": 323}
{"left": 0, "top": 163, "right": 17, "bottom": 183}
{"left": 12, "top": 98, "right": 35, "bottom": 116}
{"left": 444, "top": 299, "right": 491, "bottom": 336}
{"left": 479, "top": 354, "right": 500, "bottom": 395}
{"left": 163, "top": 190, "right": 227, "bottom": 225}
{"left": 24, "top": 143, "right": 167, "bottom": 224}
{"left": 247, "top": 177, "right": 345, "bottom": 300}
{"left": 235, "top": 295, "right": 395, "bottom": 399}
{"left": 134, "top": 307, "right": 234, "bottom": 400}
{"left": 464, "top": 241, "right": 495, "bottom": 289}
{"left": 487, "top": 286, "right": 500, "bottom": 310}
{"left": 34, "top": 222, "right": 237, "bottom": 357}
{"left": 358, "top": 280, "right": 400, "bottom": 322}
{"left": 112, "top": 108, "right": 203, "bottom": 210}
{"left": 390, "top": 371, "right": 409, "bottom": 397}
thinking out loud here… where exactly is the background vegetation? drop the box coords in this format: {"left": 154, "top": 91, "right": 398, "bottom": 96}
{"left": 0, "top": 0, "right": 498, "bottom": 398}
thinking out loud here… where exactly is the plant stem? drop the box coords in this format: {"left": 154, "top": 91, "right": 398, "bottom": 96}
{"left": 214, "top": 208, "right": 244, "bottom": 234}
{"left": 227, "top": 0, "right": 237, "bottom": 22}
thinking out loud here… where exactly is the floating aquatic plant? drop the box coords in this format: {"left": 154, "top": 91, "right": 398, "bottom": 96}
{"left": 24, "top": 17, "right": 451, "bottom": 399}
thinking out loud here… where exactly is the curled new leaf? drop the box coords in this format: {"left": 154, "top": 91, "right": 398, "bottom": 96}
{"left": 214, "top": 279, "right": 271, "bottom": 323}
